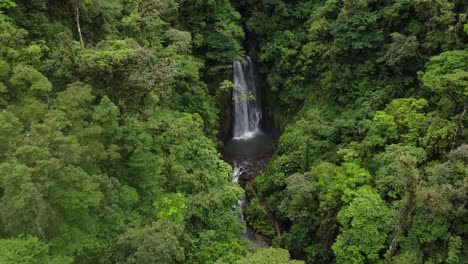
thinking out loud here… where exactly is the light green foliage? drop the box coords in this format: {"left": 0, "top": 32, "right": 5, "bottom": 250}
{"left": 277, "top": 108, "right": 334, "bottom": 171}
{"left": 190, "top": 238, "right": 243, "bottom": 264}
{"left": 0, "top": 83, "right": 105, "bottom": 248}
{"left": 115, "top": 108, "right": 244, "bottom": 262}
{"left": 57, "top": 82, "right": 94, "bottom": 112}
{"left": 121, "top": 0, "right": 178, "bottom": 49}
{"left": 0, "top": 18, "right": 28, "bottom": 61}
{"left": 78, "top": 40, "right": 135, "bottom": 72}
{"left": 0, "top": 236, "right": 49, "bottom": 264}
{"left": 187, "top": 189, "right": 246, "bottom": 263}
{"left": 0, "top": 1, "right": 248, "bottom": 263}
{"left": 219, "top": 80, "right": 234, "bottom": 93}
{"left": 9, "top": 64, "right": 52, "bottom": 94}
{"left": 152, "top": 111, "right": 232, "bottom": 193}
{"left": 0, "top": 0, "right": 16, "bottom": 10}
{"left": 366, "top": 98, "right": 429, "bottom": 146}
{"left": 421, "top": 50, "right": 468, "bottom": 110}
{"left": 259, "top": 30, "right": 305, "bottom": 110}
{"left": 365, "top": 110, "right": 398, "bottom": 147}
{"left": 237, "top": 248, "right": 304, "bottom": 264}
{"left": 384, "top": 98, "right": 428, "bottom": 137}
{"left": 447, "top": 236, "right": 462, "bottom": 264}
{"left": 332, "top": 186, "right": 392, "bottom": 263}
{"left": 188, "top": 183, "right": 244, "bottom": 235}
{"left": 154, "top": 193, "right": 188, "bottom": 224}
{"left": 312, "top": 162, "right": 372, "bottom": 210}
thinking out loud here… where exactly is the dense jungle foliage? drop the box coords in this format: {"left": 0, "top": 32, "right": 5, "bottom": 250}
{"left": 0, "top": 0, "right": 466, "bottom": 263}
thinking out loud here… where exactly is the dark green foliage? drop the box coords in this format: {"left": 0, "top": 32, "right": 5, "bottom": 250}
{"left": 331, "top": 10, "right": 383, "bottom": 54}
{"left": 372, "top": 144, "right": 427, "bottom": 200}
{"left": 114, "top": 221, "right": 185, "bottom": 264}
{"left": 179, "top": 0, "right": 244, "bottom": 76}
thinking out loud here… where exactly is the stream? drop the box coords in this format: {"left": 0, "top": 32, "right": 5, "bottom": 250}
{"left": 224, "top": 132, "right": 275, "bottom": 247}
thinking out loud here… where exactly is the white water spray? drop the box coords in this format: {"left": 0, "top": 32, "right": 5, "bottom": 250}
{"left": 232, "top": 57, "right": 262, "bottom": 140}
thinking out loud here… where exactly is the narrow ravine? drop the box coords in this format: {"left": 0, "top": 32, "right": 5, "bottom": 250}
{"left": 222, "top": 57, "right": 277, "bottom": 247}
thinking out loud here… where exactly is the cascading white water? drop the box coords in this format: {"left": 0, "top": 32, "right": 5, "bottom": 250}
{"left": 232, "top": 57, "right": 262, "bottom": 140}
{"left": 232, "top": 162, "right": 247, "bottom": 219}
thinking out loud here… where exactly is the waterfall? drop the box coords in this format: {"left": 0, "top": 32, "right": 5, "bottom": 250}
{"left": 232, "top": 57, "right": 262, "bottom": 140}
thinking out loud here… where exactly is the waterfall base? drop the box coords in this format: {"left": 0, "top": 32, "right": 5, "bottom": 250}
{"left": 224, "top": 131, "right": 274, "bottom": 160}
{"left": 233, "top": 129, "right": 261, "bottom": 140}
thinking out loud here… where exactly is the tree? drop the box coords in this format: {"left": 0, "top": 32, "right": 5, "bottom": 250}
{"left": 66, "top": 0, "right": 123, "bottom": 46}
{"left": 312, "top": 162, "right": 372, "bottom": 210}
{"left": 115, "top": 221, "right": 185, "bottom": 264}
{"left": 421, "top": 50, "right": 468, "bottom": 149}
{"left": 365, "top": 98, "right": 429, "bottom": 147}
{"left": 332, "top": 186, "right": 392, "bottom": 263}
{"left": 73, "top": 0, "right": 87, "bottom": 47}
{"left": 381, "top": 33, "right": 420, "bottom": 71}
{"left": 373, "top": 144, "right": 427, "bottom": 200}
{"left": 421, "top": 50, "right": 468, "bottom": 105}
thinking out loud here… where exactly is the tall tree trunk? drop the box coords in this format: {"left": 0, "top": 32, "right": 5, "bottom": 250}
{"left": 73, "top": 0, "right": 84, "bottom": 48}
{"left": 451, "top": 101, "right": 467, "bottom": 152}
{"left": 247, "top": 183, "right": 282, "bottom": 238}
{"left": 388, "top": 157, "right": 418, "bottom": 257}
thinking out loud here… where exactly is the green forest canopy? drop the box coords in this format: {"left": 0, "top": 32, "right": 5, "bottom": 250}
{"left": 0, "top": 0, "right": 466, "bottom": 263}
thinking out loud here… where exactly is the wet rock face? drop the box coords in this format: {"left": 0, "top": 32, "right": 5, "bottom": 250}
{"left": 234, "top": 154, "right": 274, "bottom": 188}
{"left": 244, "top": 226, "right": 272, "bottom": 248}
